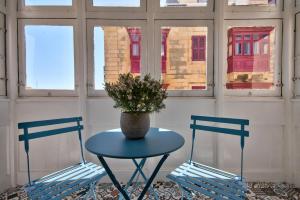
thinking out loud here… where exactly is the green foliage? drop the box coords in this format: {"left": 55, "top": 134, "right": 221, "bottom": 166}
{"left": 105, "top": 73, "right": 167, "bottom": 113}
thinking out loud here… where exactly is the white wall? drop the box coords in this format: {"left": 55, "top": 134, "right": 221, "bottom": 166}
{"left": 294, "top": 12, "right": 300, "bottom": 187}
{"left": 13, "top": 98, "right": 287, "bottom": 184}
{"left": 0, "top": 101, "right": 11, "bottom": 192}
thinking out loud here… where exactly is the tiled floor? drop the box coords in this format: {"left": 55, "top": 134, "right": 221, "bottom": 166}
{"left": 0, "top": 182, "right": 299, "bottom": 199}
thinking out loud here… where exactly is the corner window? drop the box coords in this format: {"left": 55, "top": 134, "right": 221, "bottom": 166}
{"left": 225, "top": 20, "right": 282, "bottom": 96}
{"left": 87, "top": 20, "right": 146, "bottom": 96}
{"left": 18, "top": 20, "right": 78, "bottom": 96}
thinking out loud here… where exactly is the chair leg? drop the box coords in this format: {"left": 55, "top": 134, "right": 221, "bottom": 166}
{"left": 84, "top": 181, "right": 97, "bottom": 200}
{"left": 179, "top": 185, "right": 192, "bottom": 200}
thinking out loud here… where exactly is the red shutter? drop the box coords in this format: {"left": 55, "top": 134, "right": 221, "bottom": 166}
{"left": 161, "top": 29, "right": 170, "bottom": 73}
{"left": 127, "top": 28, "right": 141, "bottom": 73}
{"left": 198, "top": 36, "right": 206, "bottom": 61}
{"left": 192, "top": 36, "right": 206, "bottom": 61}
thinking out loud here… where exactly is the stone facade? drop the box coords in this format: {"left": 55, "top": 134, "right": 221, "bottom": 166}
{"left": 103, "top": 26, "right": 208, "bottom": 90}
{"left": 163, "top": 27, "right": 208, "bottom": 90}
{"left": 103, "top": 27, "right": 132, "bottom": 83}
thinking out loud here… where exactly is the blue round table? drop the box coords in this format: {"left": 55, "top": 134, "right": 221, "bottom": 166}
{"left": 85, "top": 128, "right": 185, "bottom": 200}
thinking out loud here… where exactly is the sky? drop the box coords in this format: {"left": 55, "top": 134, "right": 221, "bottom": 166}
{"left": 25, "top": 25, "right": 75, "bottom": 90}
{"left": 94, "top": 27, "right": 105, "bottom": 90}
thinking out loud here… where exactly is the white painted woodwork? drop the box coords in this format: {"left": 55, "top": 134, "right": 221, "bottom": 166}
{"left": 0, "top": 0, "right": 299, "bottom": 191}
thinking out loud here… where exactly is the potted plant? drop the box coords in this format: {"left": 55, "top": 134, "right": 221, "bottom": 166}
{"left": 105, "top": 73, "right": 167, "bottom": 139}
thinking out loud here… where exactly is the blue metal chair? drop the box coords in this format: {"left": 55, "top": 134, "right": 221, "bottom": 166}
{"left": 167, "top": 115, "right": 249, "bottom": 200}
{"left": 18, "top": 117, "right": 106, "bottom": 200}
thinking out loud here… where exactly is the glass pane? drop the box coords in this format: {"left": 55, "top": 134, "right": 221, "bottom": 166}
{"left": 228, "top": 0, "right": 276, "bottom": 6}
{"left": 161, "top": 44, "right": 165, "bottom": 56}
{"left": 243, "top": 42, "right": 250, "bottom": 55}
{"left": 254, "top": 41, "right": 259, "bottom": 55}
{"left": 132, "top": 44, "right": 139, "bottom": 56}
{"left": 244, "top": 34, "right": 251, "bottom": 40}
{"left": 228, "top": 44, "right": 232, "bottom": 56}
{"left": 226, "top": 26, "right": 275, "bottom": 90}
{"left": 25, "top": 25, "right": 75, "bottom": 90}
{"left": 160, "top": 26, "right": 208, "bottom": 90}
{"left": 94, "top": 26, "right": 142, "bottom": 90}
{"left": 235, "top": 43, "right": 242, "bottom": 55}
{"left": 160, "top": 0, "right": 207, "bottom": 7}
{"left": 236, "top": 35, "right": 242, "bottom": 40}
{"left": 93, "top": 0, "right": 140, "bottom": 7}
{"left": 25, "top": 0, "right": 72, "bottom": 6}
{"left": 263, "top": 43, "right": 268, "bottom": 54}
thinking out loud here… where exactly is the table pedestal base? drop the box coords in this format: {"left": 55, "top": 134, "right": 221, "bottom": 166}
{"left": 97, "top": 154, "right": 169, "bottom": 200}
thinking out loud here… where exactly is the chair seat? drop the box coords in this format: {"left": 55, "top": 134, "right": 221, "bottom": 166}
{"left": 24, "top": 162, "right": 106, "bottom": 200}
{"left": 167, "top": 161, "right": 247, "bottom": 200}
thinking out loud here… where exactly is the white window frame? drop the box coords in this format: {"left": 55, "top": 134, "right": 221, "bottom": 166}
{"left": 0, "top": 0, "right": 5, "bottom": 96}
{"left": 223, "top": 19, "right": 282, "bottom": 97}
{"left": 18, "top": 0, "right": 76, "bottom": 18}
{"left": 18, "top": 19, "right": 79, "bottom": 97}
{"left": 294, "top": 13, "right": 300, "bottom": 96}
{"left": 154, "top": 0, "right": 214, "bottom": 17}
{"left": 86, "top": 0, "right": 146, "bottom": 13}
{"left": 87, "top": 19, "right": 148, "bottom": 97}
{"left": 154, "top": 20, "right": 214, "bottom": 97}
{"left": 225, "top": 0, "right": 283, "bottom": 13}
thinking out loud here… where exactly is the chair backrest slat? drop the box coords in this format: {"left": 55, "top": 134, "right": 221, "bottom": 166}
{"left": 18, "top": 117, "right": 82, "bottom": 129}
{"left": 190, "top": 124, "right": 249, "bottom": 137}
{"left": 18, "top": 116, "right": 85, "bottom": 185}
{"left": 19, "top": 125, "right": 83, "bottom": 141}
{"left": 190, "top": 115, "right": 249, "bottom": 179}
{"left": 191, "top": 115, "right": 249, "bottom": 126}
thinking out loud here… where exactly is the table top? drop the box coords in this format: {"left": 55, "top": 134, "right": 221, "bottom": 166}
{"left": 85, "top": 128, "right": 185, "bottom": 159}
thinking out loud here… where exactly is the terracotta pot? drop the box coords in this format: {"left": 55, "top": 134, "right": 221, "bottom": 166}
{"left": 120, "top": 112, "right": 150, "bottom": 139}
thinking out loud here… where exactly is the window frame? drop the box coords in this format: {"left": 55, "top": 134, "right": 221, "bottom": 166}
{"left": 18, "top": 0, "right": 76, "bottom": 15}
{"left": 225, "top": 0, "right": 283, "bottom": 13}
{"left": 154, "top": 20, "right": 214, "bottom": 97}
{"left": 223, "top": 19, "right": 283, "bottom": 97}
{"left": 86, "top": 0, "right": 146, "bottom": 13}
{"left": 18, "top": 19, "right": 79, "bottom": 97}
{"left": 0, "top": 1, "right": 5, "bottom": 96}
{"left": 86, "top": 19, "right": 147, "bottom": 97}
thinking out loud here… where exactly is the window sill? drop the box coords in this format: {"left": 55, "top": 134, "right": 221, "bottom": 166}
{"left": 224, "top": 96, "right": 284, "bottom": 102}
{"left": 0, "top": 97, "right": 9, "bottom": 102}
{"left": 16, "top": 97, "right": 79, "bottom": 102}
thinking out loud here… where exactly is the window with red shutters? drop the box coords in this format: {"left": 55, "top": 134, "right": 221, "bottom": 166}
{"left": 192, "top": 35, "right": 206, "bottom": 61}
{"left": 161, "top": 28, "right": 170, "bottom": 73}
{"left": 127, "top": 28, "right": 141, "bottom": 73}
